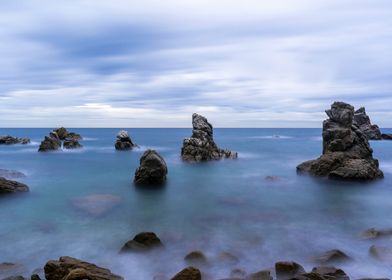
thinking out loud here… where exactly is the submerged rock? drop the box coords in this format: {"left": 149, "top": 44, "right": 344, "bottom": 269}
{"left": 134, "top": 150, "right": 168, "bottom": 185}
{"left": 361, "top": 228, "right": 392, "bottom": 240}
{"left": 181, "top": 113, "right": 237, "bottom": 161}
{"left": 369, "top": 245, "right": 392, "bottom": 261}
{"left": 297, "top": 102, "right": 383, "bottom": 180}
{"left": 0, "top": 135, "right": 30, "bottom": 145}
{"left": 0, "top": 169, "right": 26, "bottom": 179}
{"left": 353, "top": 107, "right": 382, "bottom": 140}
{"left": 0, "top": 177, "right": 29, "bottom": 194}
{"left": 314, "top": 249, "right": 352, "bottom": 264}
{"left": 115, "top": 130, "right": 137, "bottom": 150}
{"left": 275, "top": 261, "right": 305, "bottom": 280}
{"left": 71, "top": 194, "right": 122, "bottom": 217}
{"left": 170, "top": 267, "right": 201, "bottom": 280}
{"left": 38, "top": 136, "right": 61, "bottom": 152}
{"left": 246, "top": 270, "right": 272, "bottom": 280}
{"left": 121, "top": 232, "right": 163, "bottom": 252}
{"left": 44, "top": 256, "right": 123, "bottom": 280}
{"left": 184, "top": 251, "right": 208, "bottom": 266}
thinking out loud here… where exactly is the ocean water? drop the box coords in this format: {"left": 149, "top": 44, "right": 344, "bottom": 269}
{"left": 1, "top": 128, "right": 392, "bottom": 279}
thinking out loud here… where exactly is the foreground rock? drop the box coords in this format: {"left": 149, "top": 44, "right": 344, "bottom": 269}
{"left": 0, "top": 177, "right": 29, "bottom": 194}
{"left": 71, "top": 194, "right": 122, "bottom": 217}
{"left": 115, "top": 130, "right": 137, "bottom": 150}
{"left": 181, "top": 113, "right": 237, "bottom": 161}
{"left": 0, "top": 136, "right": 30, "bottom": 145}
{"left": 38, "top": 128, "right": 82, "bottom": 152}
{"left": 297, "top": 102, "right": 383, "bottom": 180}
{"left": 170, "top": 267, "right": 201, "bottom": 280}
{"left": 134, "top": 150, "right": 168, "bottom": 185}
{"left": 314, "top": 249, "right": 352, "bottom": 264}
{"left": 275, "top": 261, "right": 305, "bottom": 280}
{"left": 353, "top": 107, "right": 382, "bottom": 140}
{"left": 44, "top": 256, "right": 123, "bottom": 280}
{"left": 121, "top": 232, "right": 163, "bottom": 252}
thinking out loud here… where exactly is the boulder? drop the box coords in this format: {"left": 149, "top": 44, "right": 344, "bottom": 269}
{"left": 44, "top": 256, "right": 123, "bottom": 280}
{"left": 353, "top": 107, "right": 382, "bottom": 140}
{"left": 30, "top": 274, "right": 41, "bottom": 280}
{"left": 381, "top": 134, "right": 392, "bottom": 140}
{"left": 0, "top": 177, "right": 29, "bottom": 194}
{"left": 361, "top": 228, "right": 392, "bottom": 240}
{"left": 0, "top": 136, "right": 30, "bottom": 145}
{"left": 181, "top": 113, "right": 237, "bottom": 161}
{"left": 120, "top": 232, "right": 163, "bottom": 252}
{"left": 170, "top": 267, "right": 201, "bottom": 280}
{"left": 71, "top": 194, "right": 122, "bottom": 217}
{"left": 275, "top": 261, "right": 305, "bottom": 280}
{"left": 134, "top": 150, "right": 168, "bottom": 186}
{"left": 39, "top": 128, "right": 83, "bottom": 152}
{"left": 314, "top": 249, "right": 352, "bottom": 264}
{"left": 38, "top": 136, "right": 61, "bottom": 152}
{"left": 184, "top": 251, "right": 208, "bottom": 265}
{"left": 297, "top": 102, "right": 383, "bottom": 180}
{"left": 115, "top": 130, "right": 137, "bottom": 150}
{"left": 311, "top": 267, "right": 349, "bottom": 280}
{"left": 63, "top": 139, "right": 82, "bottom": 149}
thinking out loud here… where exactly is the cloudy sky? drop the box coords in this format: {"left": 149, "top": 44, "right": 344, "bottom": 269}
{"left": 0, "top": 0, "right": 391, "bottom": 127}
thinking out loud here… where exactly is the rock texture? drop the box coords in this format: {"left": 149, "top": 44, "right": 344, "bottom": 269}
{"left": 0, "top": 136, "right": 30, "bottom": 145}
{"left": 38, "top": 128, "right": 82, "bottom": 152}
{"left": 121, "top": 232, "right": 163, "bottom": 252}
{"left": 353, "top": 107, "right": 382, "bottom": 140}
{"left": 275, "top": 261, "right": 305, "bottom": 280}
{"left": 44, "top": 256, "right": 123, "bottom": 280}
{"left": 0, "top": 177, "right": 29, "bottom": 194}
{"left": 38, "top": 136, "right": 61, "bottom": 152}
{"left": 114, "top": 130, "right": 137, "bottom": 150}
{"left": 297, "top": 102, "right": 384, "bottom": 180}
{"left": 181, "top": 113, "right": 237, "bottom": 161}
{"left": 381, "top": 134, "right": 392, "bottom": 140}
{"left": 170, "top": 267, "right": 201, "bottom": 280}
{"left": 134, "top": 150, "right": 168, "bottom": 185}
{"left": 63, "top": 139, "right": 82, "bottom": 149}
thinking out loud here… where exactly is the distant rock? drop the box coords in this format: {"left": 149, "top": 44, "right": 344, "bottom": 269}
{"left": 115, "top": 130, "right": 137, "bottom": 150}
{"left": 353, "top": 107, "right": 382, "bottom": 140}
{"left": 0, "top": 169, "right": 26, "bottom": 179}
{"left": 314, "top": 249, "right": 352, "bottom": 264}
{"left": 381, "top": 134, "right": 392, "bottom": 140}
{"left": 38, "top": 128, "right": 82, "bottom": 152}
{"left": 0, "top": 177, "right": 29, "bottom": 194}
{"left": 297, "top": 102, "right": 384, "bottom": 180}
{"left": 170, "top": 267, "right": 201, "bottom": 280}
{"left": 369, "top": 245, "right": 392, "bottom": 261}
{"left": 121, "top": 232, "right": 163, "bottom": 252}
{"left": 38, "top": 136, "right": 61, "bottom": 152}
{"left": 361, "top": 228, "right": 392, "bottom": 240}
{"left": 134, "top": 150, "right": 168, "bottom": 186}
{"left": 63, "top": 139, "right": 82, "bottom": 149}
{"left": 246, "top": 270, "right": 272, "bottom": 280}
{"left": 181, "top": 113, "right": 237, "bottom": 161}
{"left": 0, "top": 135, "right": 30, "bottom": 145}
{"left": 184, "top": 251, "right": 208, "bottom": 266}
{"left": 71, "top": 194, "right": 122, "bottom": 217}
{"left": 44, "top": 256, "right": 123, "bottom": 280}
{"left": 52, "top": 127, "right": 82, "bottom": 141}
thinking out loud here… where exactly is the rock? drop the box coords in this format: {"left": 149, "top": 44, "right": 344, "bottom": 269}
{"left": 181, "top": 113, "right": 237, "bottom": 161}
{"left": 134, "top": 150, "right": 168, "bottom": 186}
{"left": 66, "top": 132, "right": 82, "bottom": 141}
{"left": 44, "top": 256, "right": 123, "bottom": 280}
{"left": 311, "top": 266, "right": 349, "bottom": 280}
{"left": 217, "top": 252, "right": 239, "bottom": 264}
{"left": 120, "top": 232, "right": 163, "bottom": 252}
{"left": 39, "top": 128, "right": 83, "bottom": 152}
{"left": 314, "top": 249, "right": 352, "bottom": 264}
{"left": 381, "top": 134, "right": 392, "bottom": 140}
{"left": 115, "top": 130, "right": 137, "bottom": 150}
{"left": 170, "top": 267, "right": 201, "bottom": 280}
{"left": 353, "top": 107, "right": 382, "bottom": 140}
{"left": 2, "top": 276, "right": 26, "bottom": 280}
{"left": 361, "top": 228, "right": 392, "bottom": 240}
{"left": 0, "top": 136, "right": 30, "bottom": 145}
{"left": 246, "top": 270, "right": 272, "bottom": 280}
{"left": 275, "top": 261, "right": 305, "bottom": 280}
{"left": 230, "top": 268, "right": 247, "bottom": 278}
{"left": 38, "top": 136, "right": 61, "bottom": 152}
{"left": 30, "top": 274, "right": 41, "bottom": 280}
{"left": 53, "top": 127, "right": 69, "bottom": 140}
{"left": 71, "top": 194, "right": 122, "bottom": 217}
{"left": 184, "top": 251, "right": 208, "bottom": 265}
{"left": 0, "top": 177, "right": 29, "bottom": 194}
{"left": 0, "top": 263, "right": 27, "bottom": 279}
{"left": 297, "top": 102, "right": 383, "bottom": 180}
{"left": 0, "top": 169, "right": 26, "bottom": 179}
{"left": 369, "top": 245, "right": 392, "bottom": 261}
{"left": 63, "top": 139, "right": 82, "bottom": 149}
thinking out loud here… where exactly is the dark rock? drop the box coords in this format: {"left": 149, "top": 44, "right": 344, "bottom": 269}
{"left": 357, "top": 278, "right": 390, "bottom": 280}
{"left": 353, "top": 107, "right": 382, "bottom": 140}
{"left": 2, "top": 276, "right": 26, "bottom": 280}
{"left": 181, "top": 113, "right": 237, "bottom": 161}
{"left": 134, "top": 150, "right": 168, "bottom": 185}
{"left": 44, "top": 256, "right": 123, "bottom": 280}
{"left": 170, "top": 267, "right": 201, "bottom": 280}
{"left": 115, "top": 130, "right": 137, "bottom": 150}
{"left": 120, "top": 232, "right": 163, "bottom": 252}
{"left": 38, "top": 136, "right": 61, "bottom": 152}
{"left": 314, "top": 249, "right": 352, "bottom": 264}
{"left": 311, "top": 266, "right": 349, "bottom": 280}
{"left": 30, "top": 274, "right": 41, "bottom": 280}
{"left": 297, "top": 102, "right": 383, "bottom": 180}
{"left": 361, "top": 228, "right": 392, "bottom": 240}
{"left": 246, "top": 270, "right": 272, "bottom": 280}
{"left": 184, "top": 251, "right": 208, "bottom": 265}
{"left": 63, "top": 139, "right": 82, "bottom": 149}
{"left": 0, "top": 169, "right": 26, "bottom": 179}
{"left": 66, "top": 132, "right": 82, "bottom": 141}
{"left": 369, "top": 245, "right": 392, "bottom": 261}
{"left": 0, "top": 136, "right": 30, "bottom": 145}
{"left": 53, "top": 127, "right": 69, "bottom": 140}
{"left": 381, "top": 134, "right": 392, "bottom": 140}
{"left": 275, "top": 261, "right": 305, "bottom": 280}
{"left": 71, "top": 194, "right": 122, "bottom": 217}
{"left": 0, "top": 177, "right": 29, "bottom": 194}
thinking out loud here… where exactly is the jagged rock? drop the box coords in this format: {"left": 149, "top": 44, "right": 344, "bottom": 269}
{"left": 115, "top": 130, "right": 137, "bottom": 150}
{"left": 369, "top": 245, "right": 392, "bottom": 261}
{"left": 184, "top": 251, "right": 208, "bottom": 265}
{"left": 381, "top": 134, "right": 392, "bottom": 140}
{"left": 310, "top": 267, "right": 349, "bottom": 280}
{"left": 44, "top": 256, "right": 123, "bottom": 280}
{"left": 53, "top": 127, "right": 69, "bottom": 140}
{"left": 0, "top": 177, "right": 29, "bottom": 194}
{"left": 120, "top": 232, "right": 163, "bottom": 252}
{"left": 297, "top": 102, "right": 383, "bottom": 180}
{"left": 39, "top": 128, "right": 82, "bottom": 152}
{"left": 170, "top": 267, "right": 201, "bottom": 280}
{"left": 181, "top": 113, "right": 237, "bottom": 161}
{"left": 0, "top": 136, "right": 30, "bottom": 145}
{"left": 275, "top": 261, "right": 305, "bottom": 280}
{"left": 38, "top": 136, "right": 61, "bottom": 152}
{"left": 63, "top": 139, "right": 82, "bottom": 149}
{"left": 71, "top": 194, "right": 122, "bottom": 217}
{"left": 361, "top": 228, "right": 392, "bottom": 240}
{"left": 30, "top": 274, "right": 41, "bottom": 280}
{"left": 353, "top": 107, "right": 382, "bottom": 140}
{"left": 0, "top": 169, "right": 26, "bottom": 179}
{"left": 314, "top": 249, "right": 352, "bottom": 264}
{"left": 66, "top": 132, "right": 82, "bottom": 141}
{"left": 134, "top": 150, "right": 168, "bottom": 185}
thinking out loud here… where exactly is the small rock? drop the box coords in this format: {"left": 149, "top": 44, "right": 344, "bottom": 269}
{"left": 121, "top": 232, "right": 163, "bottom": 252}
{"left": 0, "top": 177, "right": 29, "bottom": 194}
{"left": 170, "top": 267, "right": 201, "bottom": 280}
{"left": 230, "top": 268, "right": 247, "bottom": 278}
{"left": 38, "top": 136, "right": 61, "bottom": 152}
{"left": 2, "top": 276, "right": 26, "bottom": 280}
{"left": 184, "top": 251, "right": 208, "bottom": 266}
{"left": 30, "top": 274, "right": 41, "bottom": 280}
{"left": 311, "top": 266, "right": 349, "bottom": 280}
{"left": 265, "top": 176, "right": 280, "bottom": 182}
{"left": 361, "top": 228, "right": 392, "bottom": 240}
{"left": 315, "top": 249, "right": 352, "bottom": 264}
{"left": 115, "top": 130, "right": 137, "bottom": 150}
{"left": 71, "top": 194, "right": 122, "bottom": 217}
{"left": 246, "top": 270, "right": 272, "bottom": 280}
{"left": 0, "top": 135, "right": 30, "bottom": 145}
{"left": 369, "top": 245, "right": 392, "bottom": 261}
{"left": 275, "top": 261, "right": 305, "bottom": 280}
{"left": 134, "top": 150, "right": 168, "bottom": 186}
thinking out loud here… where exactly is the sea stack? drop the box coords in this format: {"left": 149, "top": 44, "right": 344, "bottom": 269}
{"left": 115, "top": 130, "right": 137, "bottom": 150}
{"left": 297, "top": 102, "right": 383, "bottom": 180}
{"left": 134, "top": 149, "right": 168, "bottom": 185}
{"left": 181, "top": 113, "right": 237, "bottom": 161}
{"left": 38, "top": 127, "right": 82, "bottom": 152}
{"left": 353, "top": 107, "right": 382, "bottom": 140}
{"left": 0, "top": 135, "right": 30, "bottom": 145}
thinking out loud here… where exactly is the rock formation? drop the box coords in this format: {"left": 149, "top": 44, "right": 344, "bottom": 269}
{"left": 134, "top": 150, "right": 168, "bottom": 185}
{"left": 297, "top": 102, "right": 383, "bottom": 180}
{"left": 63, "top": 139, "right": 82, "bottom": 149}
{"left": 0, "top": 177, "right": 29, "bottom": 194}
{"left": 38, "top": 136, "right": 61, "bottom": 152}
{"left": 38, "top": 128, "right": 82, "bottom": 152}
{"left": 0, "top": 136, "right": 30, "bottom": 145}
{"left": 353, "top": 107, "right": 382, "bottom": 140}
{"left": 181, "top": 113, "right": 237, "bottom": 161}
{"left": 381, "top": 133, "right": 392, "bottom": 140}
{"left": 170, "top": 267, "right": 201, "bottom": 280}
{"left": 114, "top": 130, "right": 137, "bottom": 150}
{"left": 120, "top": 232, "right": 163, "bottom": 252}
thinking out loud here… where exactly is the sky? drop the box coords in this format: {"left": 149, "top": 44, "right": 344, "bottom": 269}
{"left": 0, "top": 0, "right": 391, "bottom": 128}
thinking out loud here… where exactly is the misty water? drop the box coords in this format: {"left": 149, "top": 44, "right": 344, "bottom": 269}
{"left": 1, "top": 128, "right": 392, "bottom": 279}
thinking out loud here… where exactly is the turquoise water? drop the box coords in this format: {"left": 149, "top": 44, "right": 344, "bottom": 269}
{"left": 1, "top": 128, "right": 392, "bottom": 279}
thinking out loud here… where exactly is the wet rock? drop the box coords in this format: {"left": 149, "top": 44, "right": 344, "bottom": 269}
{"left": 353, "top": 107, "right": 382, "bottom": 140}
{"left": 38, "top": 136, "right": 61, "bottom": 152}
{"left": 170, "top": 266, "right": 201, "bottom": 280}
{"left": 275, "top": 261, "right": 305, "bottom": 280}
{"left": 217, "top": 252, "right": 239, "bottom": 264}
{"left": 315, "top": 249, "right": 352, "bottom": 264}
{"left": 44, "top": 256, "right": 123, "bottom": 280}
{"left": 297, "top": 102, "right": 383, "bottom": 180}
{"left": 0, "top": 177, "right": 29, "bottom": 194}
{"left": 115, "top": 130, "right": 137, "bottom": 150}
{"left": 361, "top": 228, "right": 392, "bottom": 240}
{"left": 181, "top": 113, "right": 237, "bottom": 161}
{"left": 134, "top": 150, "right": 168, "bottom": 186}
{"left": 71, "top": 194, "right": 122, "bottom": 217}
{"left": 0, "top": 169, "right": 26, "bottom": 179}
{"left": 63, "top": 139, "right": 82, "bottom": 149}
{"left": 184, "top": 251, "right": 208, "bottom": 265}
{"left": 369, "top": 245, "right": 392, "bottom": 261}
{"left": 39, "top": 128, "right": 82, "bottom": 152}
{"left": 381, "top": 134, "right": 392, "bottom": 140}
{"left": 30, "top": 274, "right": 41, "bottom": 280}
{"left": 121, "top": 232, "right": 163, "bottom": 252}
{"left": 53, "top": 127, "right": 69, "bottom": 140}
{"left": 0, "top": 263, "right": 27, "bottom": 279}
{"left": 0, "top": 136, "right": 30, "bottom": 145}
{"left": 246, "top": 270, "right": 272, "bottom": 280}
{"left": 66, "top": 132, "right": 82, "bottom": 141}
{"left": 311, "top": 266, "right": 349, "bottom": 280}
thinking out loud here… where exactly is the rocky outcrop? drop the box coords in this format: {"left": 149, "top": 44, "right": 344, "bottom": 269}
{"left": 170, "top": 267, "right": 201, "bottom": 280}
{"left": 0, "top": 136, "right": 30, "bottom": 145}
{"left": 38, "top": 136, "right": 61, "bottom": 152}
{"left": 0, "top": 177, "right": 29, "bottom": 194}
{"left": 44, "top": 256, "right": 123, "bottom": 280}
{"left": 115, "top": 130, "right": 137, "bottom": 150}
{"left": 381, "top": 134, "right": 392, "bottom": 140}
{"left": 120, "top": 232, "right": 163, "bottom": 252}
{"left": 181, "top": 113, "right": 237, "bottom": 161}
{"left": 134, "top": 150, "right": 168, "bottom": 185}
{"left": 275, "top": 261, "right": 305, "bottom": 280}
{"left": 38, "top": 128, "right": 82, "bottom": 152}
{"left": 297, "top": 102, "right": 383, "bottom": 180}
{"left": 353, "top": 107, "right": 382, "bottom": 140}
